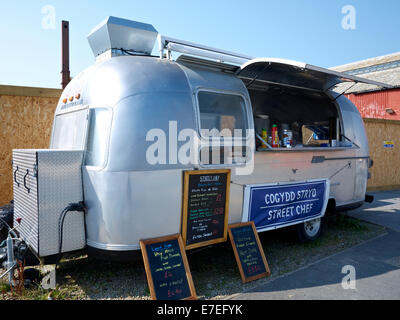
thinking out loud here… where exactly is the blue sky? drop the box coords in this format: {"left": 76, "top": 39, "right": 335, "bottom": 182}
{"left": 1, "top": 0, "right": 399, "bottom": 88}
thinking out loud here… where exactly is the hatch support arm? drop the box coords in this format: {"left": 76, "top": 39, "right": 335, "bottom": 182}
{"left": 157, "top": 35, "right": 253, "bottom": 65}
{"left": 330, "top": 81, "right": 358, "bottom": 101}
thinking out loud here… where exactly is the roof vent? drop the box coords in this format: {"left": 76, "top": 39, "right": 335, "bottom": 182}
{"left": 87, "top": 16, "right": 158, "bottom": 59}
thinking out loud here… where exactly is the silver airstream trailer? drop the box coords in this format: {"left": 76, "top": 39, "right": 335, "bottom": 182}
{"left": 11, "top": 17, "right": 392, "bottom": 261}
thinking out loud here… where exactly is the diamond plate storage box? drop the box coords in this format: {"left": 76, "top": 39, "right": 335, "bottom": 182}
{"left": 12, "top": 149, "right": 85, "bottom": 257}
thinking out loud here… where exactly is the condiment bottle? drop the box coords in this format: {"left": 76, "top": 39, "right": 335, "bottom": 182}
{"left": 271, "top": 125, "right": 279, "bottom": 148}
{"left": 261, "top": 128, "right": 268, "bottom": 148}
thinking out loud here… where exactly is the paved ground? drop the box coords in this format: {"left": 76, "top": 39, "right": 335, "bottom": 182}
{"left": 348, "top": 190, "right": 400, "bottom": 232}
{"left": 231, "top": 190, "right": 400, "bottom": 300}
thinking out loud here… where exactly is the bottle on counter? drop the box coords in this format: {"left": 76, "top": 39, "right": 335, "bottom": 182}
{"left": 287, "top": 130, "right": 293, "bottom": 147}
{"left": 283, "top": 129, "right": 292, "bottom": 148}
{"left": 261, "top": 128, "right": 268, "bottom": 148}
{"left": 271, "top": 124, "right": 279, "bottom": 148}
{"left": 282, "top": 129, "right": 288, "bottom": 148}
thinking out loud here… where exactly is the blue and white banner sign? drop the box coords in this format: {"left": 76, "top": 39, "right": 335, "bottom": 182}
{"left": 243, "top": 180, "right": 330, "bottom": 232}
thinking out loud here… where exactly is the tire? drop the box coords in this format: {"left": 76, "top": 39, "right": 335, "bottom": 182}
{"left": 297, "top": 217, "right": 323, "bottom": 242}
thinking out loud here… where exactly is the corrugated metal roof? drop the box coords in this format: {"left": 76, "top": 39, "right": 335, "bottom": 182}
{"left": 331, "top": 52, "right": 400, "bottom": 94}
{"left": 331, "top": 52, "right": 400, "bottom": 72}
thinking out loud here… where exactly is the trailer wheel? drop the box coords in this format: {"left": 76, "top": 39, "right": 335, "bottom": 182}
{"left": 297, "top": 218, "right": 323, "bottom": 242}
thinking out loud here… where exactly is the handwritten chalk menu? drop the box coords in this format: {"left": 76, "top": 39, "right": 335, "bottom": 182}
{"left": 228, "top": 222, "right": 271, "bottom": 283}
{"left": 182, "top": 169, "right": 231, "bottom": 250}
{"left": 140, "top": 234, "right": 197, "bottom": 300}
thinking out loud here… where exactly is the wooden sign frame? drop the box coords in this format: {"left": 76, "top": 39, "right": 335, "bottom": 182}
{"left": 228, "top": 221, "right": 271, "bottom": 283}
{"left": 181, "top": 169, "right": 231, "bottom": 250}
{"left": 140, "top": 234, "right": 197, "bottom": 300}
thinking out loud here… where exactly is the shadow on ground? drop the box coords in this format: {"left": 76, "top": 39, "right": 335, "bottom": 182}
{"left": 47, "top": 213, "right": 385, "bottom": 300}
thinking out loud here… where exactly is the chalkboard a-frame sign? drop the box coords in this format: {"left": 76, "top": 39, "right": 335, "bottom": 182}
{"left": 140, "top": 234, "right": 197, "bottom": 300}
{"left": 228, "top": 222, "right": 271, "bottom": 283}
{"left": 182, "top": 169, "right": 231, "bottom": 250}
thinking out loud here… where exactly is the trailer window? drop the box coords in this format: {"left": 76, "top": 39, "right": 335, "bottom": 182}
{"left": 51, "top": 108, "right": 89, "bottom": 150}
{"left": 197, "top": 91, "right": 248, "bottom": 138}
{"left": 85, "top": 108, "right": 111, "bottom": 167}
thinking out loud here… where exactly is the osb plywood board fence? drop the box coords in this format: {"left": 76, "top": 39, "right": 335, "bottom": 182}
{"left": 0, "top": 85, "right": 61, "bottom": 205}
{"left": 364, "top": 118, "right": 400, "bottom": 191}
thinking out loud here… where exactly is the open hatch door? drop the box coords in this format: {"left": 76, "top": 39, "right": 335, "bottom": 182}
{"left": 236, "top": 58, "right": 393, "bottom": 93}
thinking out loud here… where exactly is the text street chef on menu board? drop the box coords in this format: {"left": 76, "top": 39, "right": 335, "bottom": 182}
{"left": 182, "top": 169, "right": 231, "bottom": 250}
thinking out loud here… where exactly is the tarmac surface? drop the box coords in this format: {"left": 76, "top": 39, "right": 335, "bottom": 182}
{"left": 230, "top": 190, "right": 400, "bottom": 300}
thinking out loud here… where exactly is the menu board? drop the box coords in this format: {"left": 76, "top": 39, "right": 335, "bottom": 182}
{"left": 182, "top": 169, "right": 231, "bottom": 250}
{"left": 228, "top": 222, "right": 270, "bottom": 283}
{"left": 140, "top": 234, "right": 197, "bottom": 300}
